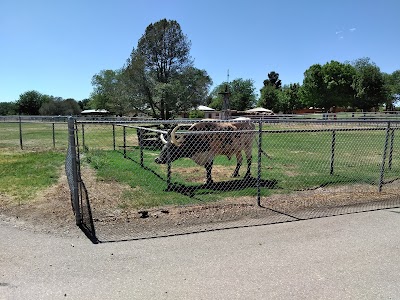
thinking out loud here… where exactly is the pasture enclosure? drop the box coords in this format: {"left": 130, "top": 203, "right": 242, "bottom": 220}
{"left": 65, "top": 118, "right": 400, "bottom": 242}
{"left": 0, "top": 116, "right": 69, "bottom": 150}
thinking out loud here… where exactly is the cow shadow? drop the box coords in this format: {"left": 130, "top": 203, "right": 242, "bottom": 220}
{"left": 166, "top": 177, "right": 278, "bottom": 198}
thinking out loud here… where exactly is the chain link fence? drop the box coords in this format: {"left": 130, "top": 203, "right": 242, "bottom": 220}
{"left": 65, "top": 118, "right": 400, "bottom": 242}
{"left": 0, "top": 116, "right": 69, "bottom": 150}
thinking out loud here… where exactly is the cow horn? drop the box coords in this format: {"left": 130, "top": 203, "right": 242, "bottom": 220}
{"left": 159, "top": 133, "right": 168, "bottom": 145}
{"left": 170, "top": 124, "right": 186, "bottom": 146}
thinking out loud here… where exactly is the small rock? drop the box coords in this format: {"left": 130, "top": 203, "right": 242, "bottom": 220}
{"left": 138, "top": 211, "right": 149, "bottom": 218}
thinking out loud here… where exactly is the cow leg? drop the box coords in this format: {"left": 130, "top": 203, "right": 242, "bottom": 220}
{"left": 205, "top": 161, "right": 213, "bottom": 185}
{"left": 244, "top": 146, "right": 252, "bottom": 179}
{"left": 244, "top": 156, "right": 252, "bottom": 178}
{"left": 232, "top": 152, "right": 243, "bottom": 177}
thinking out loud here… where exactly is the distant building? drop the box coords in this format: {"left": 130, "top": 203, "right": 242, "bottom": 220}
{"left": 81, "top": 109, "right": 110, "bottom": 116}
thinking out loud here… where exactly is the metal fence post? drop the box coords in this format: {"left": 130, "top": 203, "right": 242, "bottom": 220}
{"left": 81, "top": 124, "right": 85, "bottom": 150}
{"left": 388, "top": 129, "right": 395, "bottom": 170}
{"left": 52, "top": 120, "right": 56, "bottom": 149}
{"left": 19, "top": 116, "right": 23, "bottom": 150}
{"left": 257, "top": 120, "right": 262, "bottom": 207}
{"left": 166, "top": 130, "right": 172, "bottom": 190}
{"left": 137, "top": 128, "right": 144, "bottom": 167}
{"left": 330, "top": 130, "right": 336, "bottom": 175}
{"left": 112, "top": 124, "right": 116, "bottom": 151}
{"left": 67, "top": 117, "right": 82, "bottom": 225}
{"left": 379, "top": 122, "right": 391, "bottom": 192}
{"left": 123, "top": 126, "right": 127, "bottom": 158}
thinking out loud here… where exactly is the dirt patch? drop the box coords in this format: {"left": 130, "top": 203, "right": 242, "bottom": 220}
{"left": 172, "top": 165, "right": 237, "bottom": 183}
{"left": 1, "top": 165, "right": 399, "bottom": 239}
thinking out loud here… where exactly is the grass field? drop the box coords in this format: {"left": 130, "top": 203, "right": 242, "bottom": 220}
{"left": 0, "top": 150, "right": 66, "bottom": 203}
{"left": 79, "top": 122, "right": 400, "bottom": 209}
{"left": 0, "top": 122, "right": 68, "bottom": 149}
{"left": 1, "top": 120, "right": 399, "bottom": 209}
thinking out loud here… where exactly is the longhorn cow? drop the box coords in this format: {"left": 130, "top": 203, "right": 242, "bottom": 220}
{"left": 155, "top": 118, "right": 256, "bottom": 185}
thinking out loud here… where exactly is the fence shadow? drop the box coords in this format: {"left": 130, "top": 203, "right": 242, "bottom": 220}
{"left": 166, "top": 177, "right": 278, "bottom": 197}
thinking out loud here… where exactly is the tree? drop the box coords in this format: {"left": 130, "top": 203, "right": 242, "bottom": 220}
{"left": 277, "top": 83, "right": 302, "bottom": 113}
{"left": 259, "top": 71, "right": 282, "bottom": 111}
{"left": 321, "top": 61, "right": 355, "bottom": 109}
{"left": 78, "top": 98, "right": 91, "bottom": 110}
{"left": 17, "top": 90, "right": 44, "bottom": 115}
{"left": 230, "top": 79, "right": 257, "bottom": 111}
{"left": 39, "top": 98, "right": 61, "bottom": 115}
{"left": 300, "top": 61, "right": 355, "bottom": 111}
{"left": 39, "top": 97, "right": 81, "bottom": 115}
{"left": 62, "top": 98, "right": 81, "bottom": 115}
{"left": 351, "top": 58, "right": 386, "bottom": 111}
{"left": 0, "top": 102, "right": 18, "bottom": 115}
{"left": 257, "top": 85, "right": 280, "bottom": 111}
{"left": 383, "top": 70, "right": 400, "bottom": 109}
{"left": 127, "top": 19, "right": 193, "bottom": 119}
{"left": 208, "top": 79, "right": 256, "bottom": 111}
{"left": 123, "top": 48, "right": 155, "bottom": 115}
{"left": 90, "top": 69, "right": 119, "bottom": 112}
{"left": 166, "top": 66, "right": 212, "bottom": 115}
{"left": 300, "top": 64, "right": 324, "bottom": 109}
{"left": 263, "top": 71, "right": 282, "bottom": 89}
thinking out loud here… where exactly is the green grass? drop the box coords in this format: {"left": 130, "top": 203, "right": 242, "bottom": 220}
{"left": 0, "top": 150, "right": 66, "bottom": 203}
{"left": 2, "top": 121, "right": 399, "bottom": 210}
{"left": 0, "top": 122, "right": 68, "bottom": 149}
{"left": 83, "top": 150, "right": 201, "bottom": 208}
{"left": 81, "top": 126, "right": 400, "bottom": 209}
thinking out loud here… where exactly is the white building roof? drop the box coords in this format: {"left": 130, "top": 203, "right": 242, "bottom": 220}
{"left": 245, "top": 107, "right": 273, "bottom": 113}
{"left": 81, "top": 109, "right": 109, "bottom": 114}
{"left": 195, "top": 105, "right": 215, "bottom": 111}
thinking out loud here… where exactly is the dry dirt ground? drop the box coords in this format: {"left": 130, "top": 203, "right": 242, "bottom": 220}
{"left": 1, "top": 165, "right": 399, "bottom": 241}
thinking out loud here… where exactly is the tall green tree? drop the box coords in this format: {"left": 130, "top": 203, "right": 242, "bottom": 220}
{"left": 321, "top": 61, "right": 355, "bottom": 109}
{"left": 258, "top": 85, "right": 280, "bottom": 111}
{"left": 90, "top": 69, "right": 119, "bottom": 112}
{"left": 299, "top": 64, "right": 324, "bottom": 109}
{"left": 351, "top": 58, "right": 386, "bottom": 111}
{"left": 278, "top": 83, "right": 302, "bottom": 113}
{"left": 78, "top": 98, "right": 91, "bottom": 110}
{"left": 383, "top": 70, "right": 400, "bottom": 109}
{"left": 259, "top": 71, "right": 282, "bottom": 111}
{"left": 126, "top": 19, "right": 194, "bottom": 119}
{"left": 208, "top": 79, "right": 256, "bottom": 111}
{"left": 300, "top": 61, "right": 355, "bottom": 110}
{"left": 263, "top": 71, "right": 282, "bottom": 89}
{"left": 166, "top": 66, "right": 212, "bottom": 114}
{"left": 17, "top": 90, "right": 44, "bottom": 115}
{"left": 230, "top": 79, "right": 257, "bottom": 111}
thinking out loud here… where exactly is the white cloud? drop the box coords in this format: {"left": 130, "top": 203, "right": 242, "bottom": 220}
{"left": 349, "top": 28, "right": 356, "bottom": 32}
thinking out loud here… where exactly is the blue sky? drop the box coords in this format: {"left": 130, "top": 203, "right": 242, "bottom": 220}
{"left": 1, "top": 0, "right": 399, "bottom": 103}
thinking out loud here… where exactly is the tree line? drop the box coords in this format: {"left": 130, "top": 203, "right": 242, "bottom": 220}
{"left": 0, "top": 90, "right": 88, "bottom": 116}
{"left": 1, "top": 19, "right": 399, "bottom": 117}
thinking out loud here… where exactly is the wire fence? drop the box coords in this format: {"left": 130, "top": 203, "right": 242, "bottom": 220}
{"left": 64, "top": 118, "right": 400, "bottom": 242}
{"left": 0, "top": 116, "right": 69, "bottom": 150}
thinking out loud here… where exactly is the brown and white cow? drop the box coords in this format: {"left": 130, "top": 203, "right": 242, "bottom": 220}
{"left": 155, "top": 118, "right": 256, "bottom": 184}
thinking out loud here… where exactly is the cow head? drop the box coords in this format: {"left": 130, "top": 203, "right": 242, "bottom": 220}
{"left": 154, "top": 124, "right": 191, "bottom": 164}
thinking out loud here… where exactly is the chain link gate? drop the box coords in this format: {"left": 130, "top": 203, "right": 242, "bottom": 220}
{"left": 66, "top": 118, "right": 400, "bottom": 242}
{"left": 65, "top": 117, "right": 98, "bottom": 243}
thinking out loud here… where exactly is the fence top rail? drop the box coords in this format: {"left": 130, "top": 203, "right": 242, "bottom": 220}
{"left": 72, "top": 118, "right": 400, "bottom": 125}
{"left": 262, "top": 126, "right": 398, "bottom": 134}
{"left": 116, "top": 124, "right": 168, "bottom": 134}
{"left": 164, "top": 126, "right": 398, "bottom": 135}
